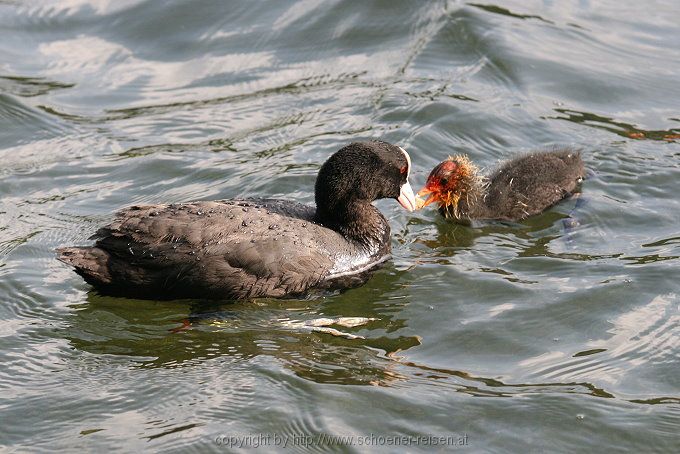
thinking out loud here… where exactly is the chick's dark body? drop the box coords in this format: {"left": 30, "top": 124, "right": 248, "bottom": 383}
{"left": 482, "top": 149, "right": 584, "bottom": 220}
{"left": 435, "top": 149, "right": 585, "bottom": 222}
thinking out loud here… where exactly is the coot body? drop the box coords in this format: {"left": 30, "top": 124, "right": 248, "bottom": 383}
{"left": 58, "top": 141, "right": 415, "bottom": 299}
{"left": 418, "top": 148, "right": 585, "bottom": 222}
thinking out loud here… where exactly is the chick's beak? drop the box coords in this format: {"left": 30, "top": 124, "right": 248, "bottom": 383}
{"left": 397, "top": 181, "right": 417, "bottom": 212}
{"left": 416, "top": 186, "right": 438, "bottom": 209}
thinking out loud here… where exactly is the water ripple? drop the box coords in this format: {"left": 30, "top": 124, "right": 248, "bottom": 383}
{"left": 2, "top": 0, "right": 680, "bottom": 451}
{"left": 523, "top": 293, "right": 678, "bottom": 390}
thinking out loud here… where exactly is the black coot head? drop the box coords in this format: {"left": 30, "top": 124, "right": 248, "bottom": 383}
{"left": 315, "top": 141, "right": 415, "bottom": 220}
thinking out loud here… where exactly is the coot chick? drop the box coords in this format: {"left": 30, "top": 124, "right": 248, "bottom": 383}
{"left": 58, "top": 141, "right": 416, "bottom": 300}
{"left": 417, "top": 148, "right": 585, "bottom": 222}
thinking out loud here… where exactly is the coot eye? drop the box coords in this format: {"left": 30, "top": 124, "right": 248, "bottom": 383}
{"left": 400, "top": 166, "right": 407, "bottom": 175}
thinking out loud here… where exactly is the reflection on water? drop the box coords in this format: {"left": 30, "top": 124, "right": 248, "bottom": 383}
{"left": 549, "top": 108, "right": 680, "bottom": 142}
{"left": 524, "top": 293, "right": 679, "bottom": 386}
{"left": 0, "top": 75, "right": 74, "bottom": 97}
{"left": 468, "top": 3, "right": 554, "bottom": 24}
{"left": 61, "top": 290, "right": 680, "bottom": 408}
{"left": 61, "top": 291, "right": 680, "bottom": 407}
{"left": 65, "top": 279, "right": 423, "bottom": 385}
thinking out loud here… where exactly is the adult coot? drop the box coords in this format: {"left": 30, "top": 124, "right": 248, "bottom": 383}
{"left": 58, "top": 141, "right": 416, "bottom": 299}
{"left": 417, "top": 148, "right": 585, "bottom": 222}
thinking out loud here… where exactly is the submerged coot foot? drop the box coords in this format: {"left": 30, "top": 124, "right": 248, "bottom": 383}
{"left": 417, "top": 148, "right": 585, "bottom": 222}
{"left": 58, "top": 141, "right": 416, "bottom": 300}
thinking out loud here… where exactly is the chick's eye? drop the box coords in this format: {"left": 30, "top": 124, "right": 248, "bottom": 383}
{"left": 441, "top": 178, "right": 448, "bottom": 186}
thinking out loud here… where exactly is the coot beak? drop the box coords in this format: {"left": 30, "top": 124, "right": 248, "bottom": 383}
{"left": 416, "top": 187, "right": 437, "bottom": 209}
{"left": 397, "top": 181, "right": 417, "bottom": 211}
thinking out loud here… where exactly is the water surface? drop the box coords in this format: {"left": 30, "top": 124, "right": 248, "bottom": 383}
{"left": 1, "top": 0, "right": 679, "bottom": 452}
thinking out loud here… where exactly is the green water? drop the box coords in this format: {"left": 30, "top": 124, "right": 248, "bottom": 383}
{"left": 1, "top": 1, "right": 678, "bottom": 452}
